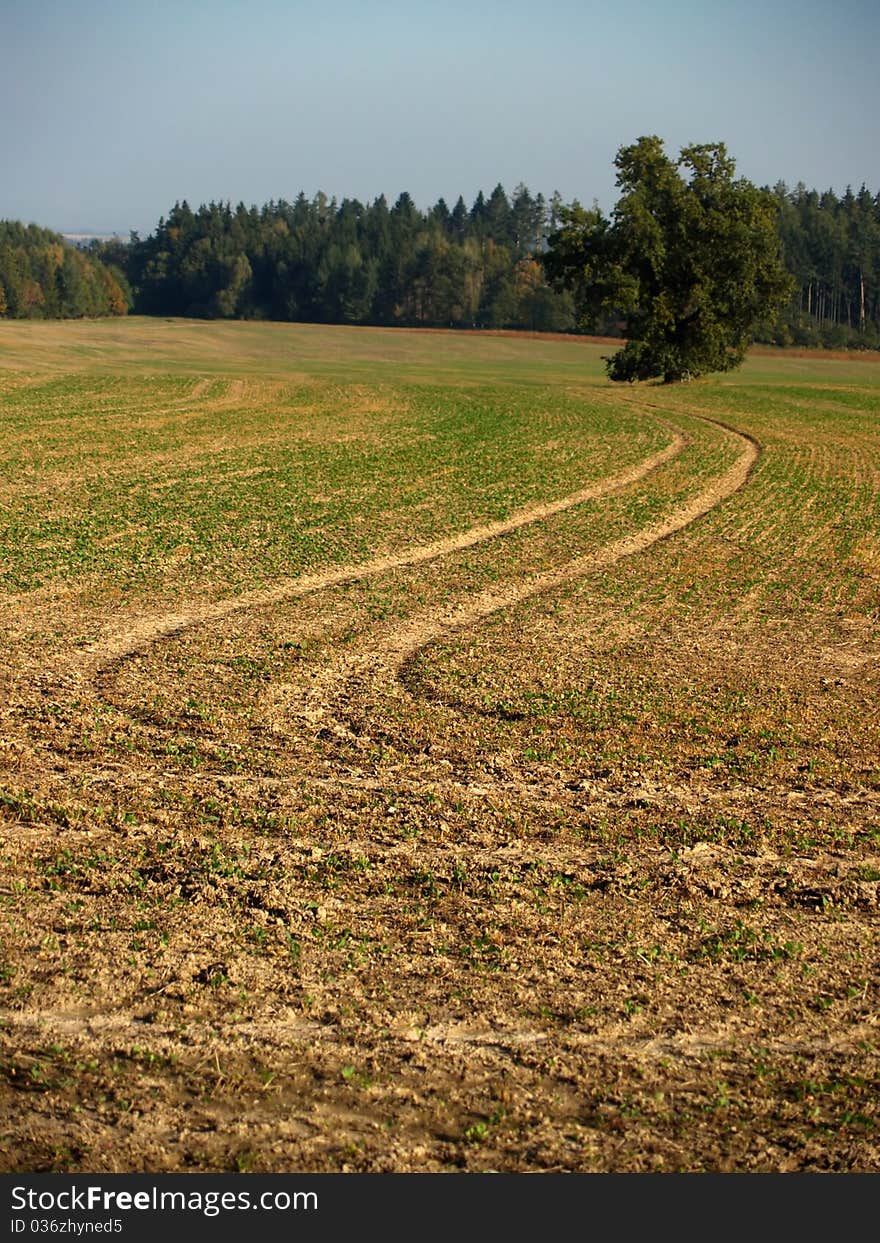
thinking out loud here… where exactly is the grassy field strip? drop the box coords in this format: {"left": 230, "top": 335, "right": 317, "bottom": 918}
{"left": 628, "top": 388, "right": 880, "bottom": 620}
{"left": 81, "top": 417, "right": 686, "bottom": 677}
{"left": 401, "top": 385, "right": 877, "bottom": 813}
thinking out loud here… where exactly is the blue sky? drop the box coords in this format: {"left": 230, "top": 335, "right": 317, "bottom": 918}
{"left": 2, "top": 0, "right": 878, "bottom": 235}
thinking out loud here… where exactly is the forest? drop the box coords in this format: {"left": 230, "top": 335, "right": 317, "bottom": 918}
{"left": 0, "top": 221, "right": 130, "bottom": 320}
{"left": 112, "top": 186, "right": 577, "bottom": 333}
{"left": 1, "top": 181, "right": 878, "bottom": 348}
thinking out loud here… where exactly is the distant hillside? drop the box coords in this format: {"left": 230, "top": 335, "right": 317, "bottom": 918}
{"left": 0, "top": 221, "right": 131, "bottom": 319}
{"left": 6, "top": 174, "right": 879, "bottom": 347}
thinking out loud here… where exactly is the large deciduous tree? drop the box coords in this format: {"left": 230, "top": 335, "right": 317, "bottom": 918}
{"left": 543, "top": 136, "right": 792, "bottom": 382}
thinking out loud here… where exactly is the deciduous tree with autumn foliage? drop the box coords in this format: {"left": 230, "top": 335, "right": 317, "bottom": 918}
{"left": 0, "top": 222, "right": 130, "bottom": 319}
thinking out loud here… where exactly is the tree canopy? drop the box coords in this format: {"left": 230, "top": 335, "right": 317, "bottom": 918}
{"left": 115, "top": 188, "right": 575, "bottom": 332}
{"left": 0, "top": 222, "right": 130, "bottom": 320}
{"left": 543, "top": 137, "right": 793, "bottom": 381}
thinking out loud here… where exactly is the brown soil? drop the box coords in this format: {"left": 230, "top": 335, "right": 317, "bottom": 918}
{"left": 748, "top": 345, "right": 880, "bottom": 362}
{"left": 1, "top": 397, "right": 877, "bottom": 1174}
{"left": 403, "top": 329, "right": 627, "bottom": 346}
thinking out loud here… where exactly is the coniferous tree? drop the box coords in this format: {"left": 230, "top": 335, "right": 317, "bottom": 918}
{"left": 449, "top": 196, "right": 469, "bottom": 243}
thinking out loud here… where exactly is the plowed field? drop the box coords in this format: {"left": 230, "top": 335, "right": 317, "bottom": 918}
{"left": 1, "top": 320, "right": 878, "bottom": 1172}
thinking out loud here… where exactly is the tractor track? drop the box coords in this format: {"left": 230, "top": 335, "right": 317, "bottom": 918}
{"left": 85, "top": 408, "right": 687, "bottom": 679}
{"left": 29, "top": 401, "right": 762, "bottom": 796}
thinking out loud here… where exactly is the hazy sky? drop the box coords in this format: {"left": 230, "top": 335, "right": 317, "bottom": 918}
{"left": 2, "top": 0, "right": 878, "bottom": 235}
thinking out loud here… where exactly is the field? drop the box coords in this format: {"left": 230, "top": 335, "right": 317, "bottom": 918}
{"left": 0, "top": 318, "right": 878, "bottom": 1172}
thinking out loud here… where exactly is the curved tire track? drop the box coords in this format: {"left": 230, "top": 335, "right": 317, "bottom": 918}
{"left": 86, "top": 403, "right": 758, "bottom": 778}
{"left": 283, "top": 413, "right": 759, "bottom": 738}
{"left": 86, "top": 413, "right": 686, "bottom": 679}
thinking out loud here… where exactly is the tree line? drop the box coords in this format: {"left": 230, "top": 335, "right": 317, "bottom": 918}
{"left": 99, "top": 186, "right": 577, "bottom": 332}
{"left": 2, "top": 178, "right": 879, "bottom": 349}
{"left": 770, "top": 181, "right": 880, "bottom": 348}
{"left": 0, "top": 221, "right": 130, "bottom": 320}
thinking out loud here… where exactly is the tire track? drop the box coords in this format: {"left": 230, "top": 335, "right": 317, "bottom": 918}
{"left": 85, "top": 413, "right": 686, "bottom": 679}
{"left": 282, "top": 415, "right": 759, "bottom": 738}
{"left": 5, "top": 1004, "right": 867, "bottom": 1064}
{"left": 89, "top": 405, "right": 758, "bottom": 773}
